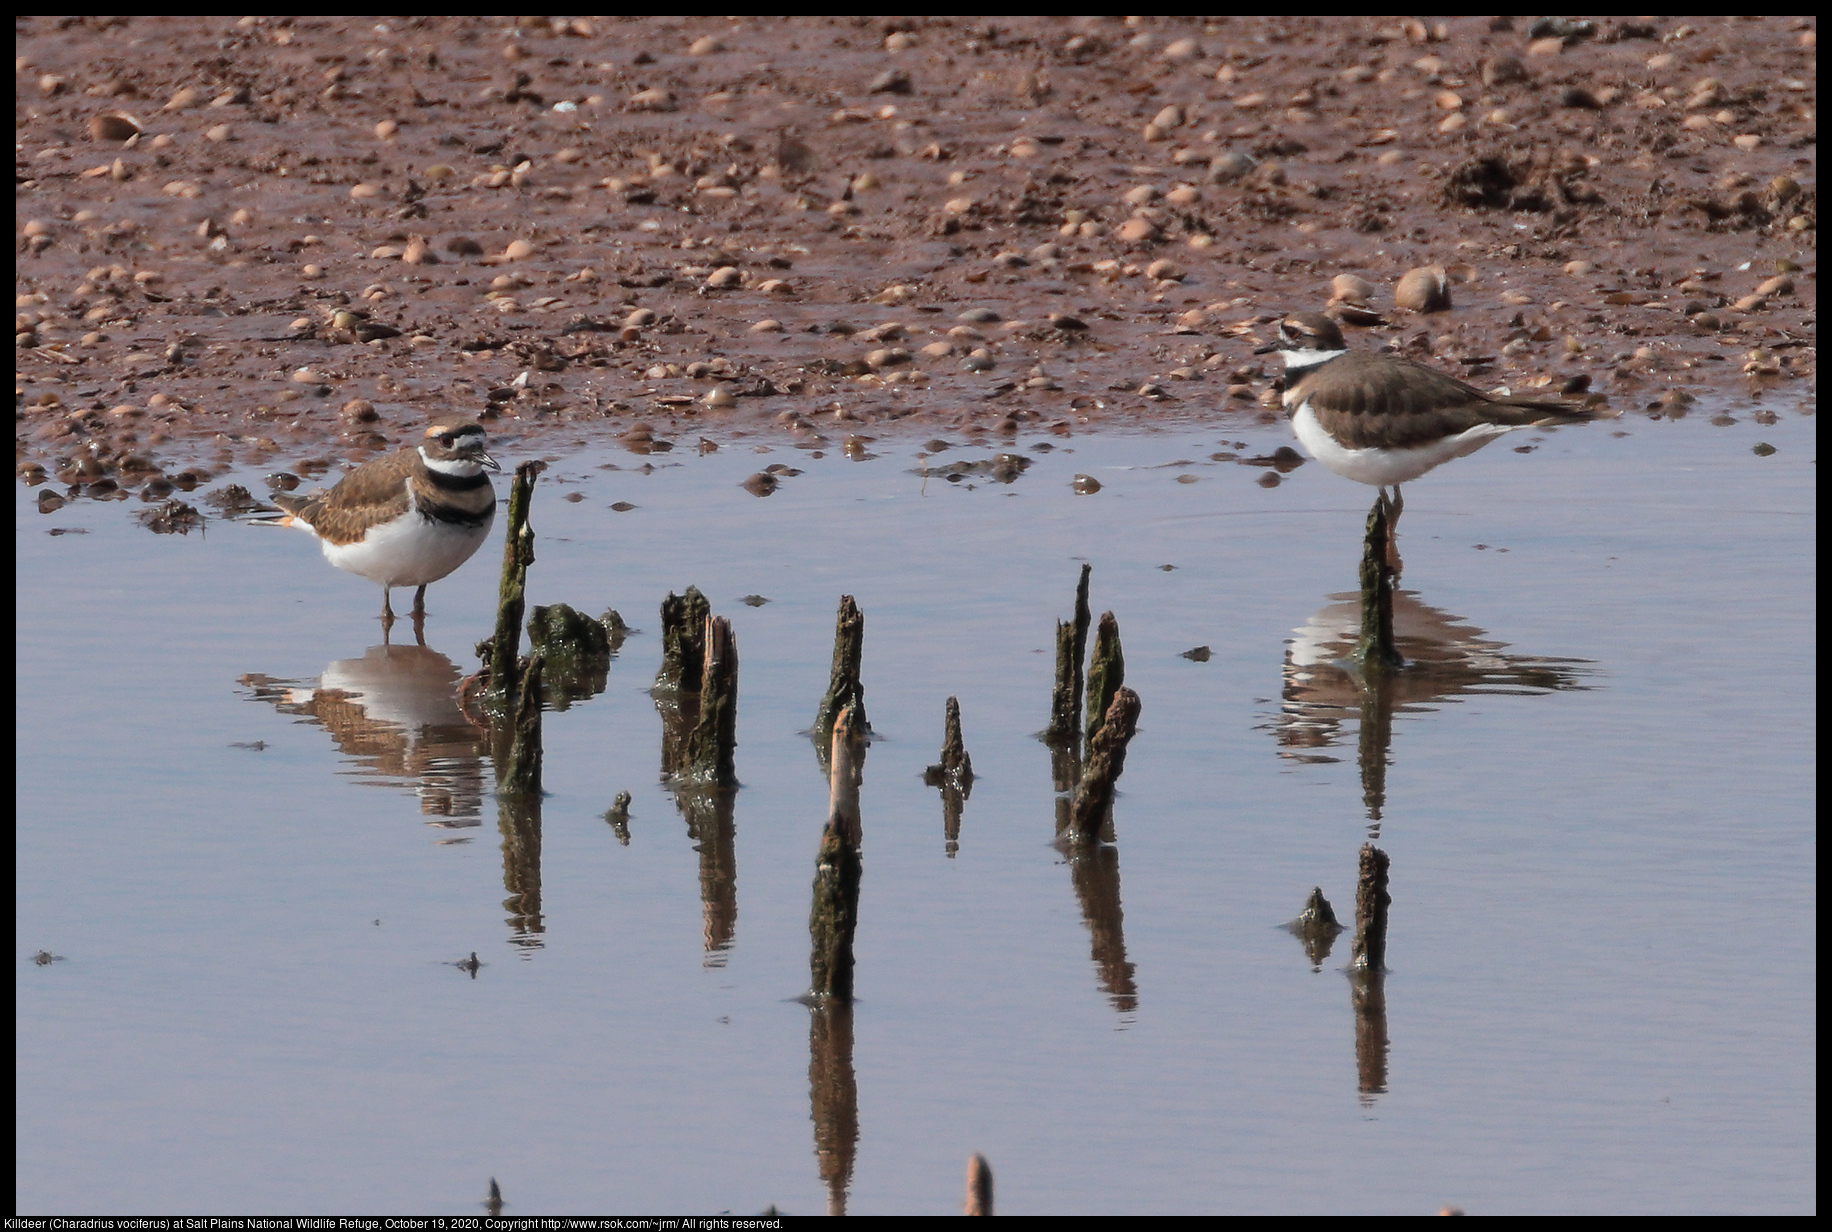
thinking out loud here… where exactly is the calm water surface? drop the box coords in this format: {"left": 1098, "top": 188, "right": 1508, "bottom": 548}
{"left": 16, "top": 400, "right": 1815, "bottom": 1214}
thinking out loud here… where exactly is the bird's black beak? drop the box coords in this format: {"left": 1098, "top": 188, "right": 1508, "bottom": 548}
{"left": 1252, "top": 339, "right": 1280, "bottom": 355}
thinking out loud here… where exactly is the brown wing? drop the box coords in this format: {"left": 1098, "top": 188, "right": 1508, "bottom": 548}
{"left": 270, "top": 449, "right": 415, "bottom": 545}
{"left": 1308, "top": 353, "right": 1595, "bottom": 450}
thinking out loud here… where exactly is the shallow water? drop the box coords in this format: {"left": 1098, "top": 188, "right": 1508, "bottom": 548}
{"left": 16, "top": 398, "right": 1816, "bottom": 1214}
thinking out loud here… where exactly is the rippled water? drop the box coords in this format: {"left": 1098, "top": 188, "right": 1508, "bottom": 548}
{"left": 16, "top": 399, "right": 1815, "bottom": 1214}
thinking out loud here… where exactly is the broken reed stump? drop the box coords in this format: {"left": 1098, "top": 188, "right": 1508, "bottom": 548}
{"left": 1351, "top": 842, "right": 1391, "bottom": 972}
{"left": 809, "top": 706, "right": 866, "bottom": 1003}
{"left": 923, "top": 696, "right": 973, "bottom": 858}
{"left": 1285, "top": 886, "right": 1345, "bottom": 969}
{"left": 655, "top": 586, "right": 711, "bottom": 694}
{"left": 924, "top": 695, "right": 974, "bottom": 786}
{"left": 1069, "top": 686, "right": 1142, "bottom": 844}
{"left": 1045, "top": 565, "right": 1094, "bottom": 746}
{"left": 965, "top": 1153, "right": 994, "bottom": 1217}
{"left": 813, "top": 595, "right": 868, "bottom": 756}
{"left": 1046, "top": 619, "right": 1078, "bottom": 745}
{"left": 1084, "top": 610, "right": 1126, "bottom": 748}
{"left": 679, "top": 615, "right": 740, "bottom": 788}
{"left": 1071, "top": 563, "right": 1092, "bottom": 716}
{"left": 603, "top": 790, "right": 632, "bottom": 846}
{"left": 502, "top": 654, "right": 545, "bottom": 799}
{"left": 484, "top": 460, "right": 547, "bottom": 717}
{"left": 1356, "top": 494, "right": 1403, "bottom": 671}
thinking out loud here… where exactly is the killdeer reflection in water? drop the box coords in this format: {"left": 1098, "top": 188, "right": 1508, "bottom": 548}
{"left": 265, "top": 421, "right": 500, "bottom": 633}
{"left": 1256, "top": 312, "right": 1603, "bottom": 554}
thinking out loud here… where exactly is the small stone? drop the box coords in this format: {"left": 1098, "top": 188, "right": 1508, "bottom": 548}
{"left": 1332, "top": 273, "right": 1376, "bottom": 302}
{"left": 88, "top": 114, "right": 140, "bottom": 142}
{"left": 706, "top": 266, "right": 743, "bottom": 289}
{"left": 1072, "top": 474, "right": 1102, "bottom": 495}
{"left": 1208, "top": 151, "right": 1255, "bottom": 183}
{"left": 1482, "top": 56, "right": 1527, "bottom": 87}
{"left": 1116, "top": 216, "right": 1160, "bottom": 244}
{"left": 629, "top": 88, "right": 677, "bottom": 112}
{"left": 741, "top": 472, "right": 778, "bottom": 496}
{"left": 1146, "top": 259, "right": 1186, "bottom": 281}
{"left": 1395, "top": 265, "right": 1452, "bottom": 313}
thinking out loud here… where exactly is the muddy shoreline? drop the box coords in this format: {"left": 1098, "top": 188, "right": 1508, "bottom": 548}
{"left": 16, "top": 16, "right": 1815, "bottom": 515}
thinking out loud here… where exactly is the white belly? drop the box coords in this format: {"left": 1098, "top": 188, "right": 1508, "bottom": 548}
{"left": 321, "top": 508, "right": 494, "bottom": 589}
{"left": 1291, "top": 401, "right": 1521, "bottom": 488}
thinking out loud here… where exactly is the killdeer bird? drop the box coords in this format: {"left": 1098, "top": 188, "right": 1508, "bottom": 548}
{"left": 266, "top": 422, "right": 500, "bottom": 629}
{"left": 1256, "top": 312, "right": 1600, "bottom": 510}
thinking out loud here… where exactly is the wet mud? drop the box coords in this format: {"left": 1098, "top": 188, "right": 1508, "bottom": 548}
{"left": 16, "top": 16, "right": 1816, "bottom": 520}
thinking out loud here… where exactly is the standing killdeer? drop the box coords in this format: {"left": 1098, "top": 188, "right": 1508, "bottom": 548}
{"left": 1255, "top": 312, "right": 1601, "bottom": 510}
{"left": 266, "top": 421, "right": 500, "bottom": 629}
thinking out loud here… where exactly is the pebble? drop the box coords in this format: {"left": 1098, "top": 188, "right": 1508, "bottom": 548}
{"left": 1146, "top": 259, "right": 1185, "bottom": 282}
{"left": 1208, "top": 151, "right": 1255, "bottom": 183}
{"left": 1116, "top": 217, "right": 1160, "bottom": 244}
{"left": 1331, "top": 273, "right": 1376, "bottom": 303}
{"left": 1395, "top": 266, "right": 1452, "bottom": 313}
{"left": 88, "top": 114, "right": 140, "bottom": 142}
{"left": 706, "top": 266, "right": 743, "bottom": 289}
{"left": 630, "top": 88, "right": 677, "bottom": 112}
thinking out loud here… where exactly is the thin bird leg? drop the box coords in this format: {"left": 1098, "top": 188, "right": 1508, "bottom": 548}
{"left": 381, "top": 587, "right": 397, "bottom": 640}
{"left": 412, "top": 584, "right": 428, "bottom": 618}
